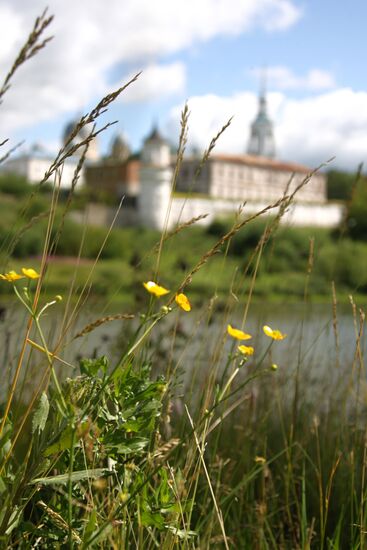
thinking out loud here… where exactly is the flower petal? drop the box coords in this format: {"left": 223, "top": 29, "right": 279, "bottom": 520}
{"left": 175, "top": 293, "right": 191, "bottom": 312}
{"left": 263, "top": 325, "right": 286, "bottom": 340}
{"left": 263, "top": 325, "right": 273, "bottom": 337}
{"left": 143, "top": 281, "right": 170, "bottom": 297}
{"left": 0, "top": 270, "right": 25, "bottom": 282}
{"left": 227, "top": 324, "right": 252, "bottom": 340}
{"left": 238, "top": 345, "right": 254, "bottom": 356}
{"left": 22, "top": 267, "right": 40, "bottom": 279}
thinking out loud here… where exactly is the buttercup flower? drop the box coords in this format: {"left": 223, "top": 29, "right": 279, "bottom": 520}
{"left": 175, "top": 293, "right": 191, "bottom": 312}
{"left": 263, "top": 325, "right": 286, "bottom": 340}
{"left": 238, "top": 344, "right": 254, "bottom": 356}
{"left": 143, "top": 281, "right": 170, "bottom": 297}
{"left": 0, "top": 270, "right": 24, "bottom": 282}
{"left": 227, "top": 324, "right": 252, "bottom": 341}
{"left": 22, "top": 268, "right": 40, "bottom": 279}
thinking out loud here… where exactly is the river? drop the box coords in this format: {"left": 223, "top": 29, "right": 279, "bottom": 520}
{"left": 1, "top": 298, "right": 366, "bottom": 404}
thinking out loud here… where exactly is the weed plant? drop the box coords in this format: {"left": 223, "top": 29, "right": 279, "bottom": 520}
{"left": 0, "top": 11, "right": 366, "bottom": 550}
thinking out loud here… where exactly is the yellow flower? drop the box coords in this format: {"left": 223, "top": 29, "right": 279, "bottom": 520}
{"left": 255, "top": 456, "right": 266, "bottom": 464}
{"left": 22, "top": 267, "right": 40, "bottom": 279}
{"left": 175, "top": 293, "right": 191, "bottom": 312}
{"left": 143, "top": 281, "right": 170, "bottom": 297}
{"left": 0, "top": 270, "right": 24, "bottom": 282}
{"left": 227, "top": 324, "right": 252, "bottom": 341}
{"left": 263, "top": 325, "right": 286, "bottom": 340}
{"left": 238, "top": 345, "right": 254, "bottom": 356}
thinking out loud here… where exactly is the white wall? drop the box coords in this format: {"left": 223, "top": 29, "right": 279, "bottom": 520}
{"left": 2, "top": 156, "right": 83, "bottom": 189}
{"left": 210, "top": 161, "right": 327, "bottom": 204}
{"left": 154, "top": 196, "right": 344, "bottom": 230}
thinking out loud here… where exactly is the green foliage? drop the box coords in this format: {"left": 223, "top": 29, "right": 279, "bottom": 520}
{"left": 2, "top": 357, "right": 187, "bottom": 547}
{"left": 0, "top": 174, "right": 31, "bottom": 198}
{"left": 229, "top": 218, "right": 270, "bottom": 256}
{"left": 206, "top": 216, "right": 233, "bottom": 237}
{"left": 31, "top": 392, "right": 49, "bottom": 435}
{"left": 5, "top": 213, "right": 367, "bottom": 300}
{"left": 11, "top": 223, "right": 46, "bottom": 258}
{"left": 51, "top": 219, "right": 84, "bottom": 256}
{"left": 19, "top": 195, "right": 49, "bottom": 221}
{"left": 327, "top": 169, "right": 357, "bottom": 200}
{"left": 316, "top": 239, "right": 367, "bottom": 290}
{"left": 346, "top": 178, "right": 367, "bottom": 240}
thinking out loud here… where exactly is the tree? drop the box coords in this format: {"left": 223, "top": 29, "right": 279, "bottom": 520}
{"left": 0, "top": 173, "right": 31, "bottom": 197}
{"left": 346, "top": 178, "right": 367, "bottom": 240}
{"left": 327, "top": 169, "right": 356, "bottom": 201}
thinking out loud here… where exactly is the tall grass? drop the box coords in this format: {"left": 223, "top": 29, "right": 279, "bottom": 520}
{"left": 0, "top": 11, "right": 366, "bottom": 549}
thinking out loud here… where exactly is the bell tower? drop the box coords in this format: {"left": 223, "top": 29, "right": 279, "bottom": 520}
{"left": 247, "top": 71, "right": 276, "bottom": 158}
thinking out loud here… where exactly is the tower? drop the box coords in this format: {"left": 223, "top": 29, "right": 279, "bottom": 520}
{"left": 247, "top": 76, "right": 276, "bottom": 158}
{"left": 139, "top": 125, "right": 172, "bottom": 229}
{"left": 62, "top": 118, "right": 100, "bottom": 162}
{"left": 141, "top": 125, "right": 171, "bottom": 166}
{"left": 109, "top": 133, "right": 131, "bottom": 162}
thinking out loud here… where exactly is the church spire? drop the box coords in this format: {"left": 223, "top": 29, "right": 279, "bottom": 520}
{"left": 247, "top": 69, "right": 276, "bottom": 158}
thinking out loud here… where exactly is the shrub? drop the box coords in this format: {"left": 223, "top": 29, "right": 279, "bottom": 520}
{"left": 327, "top": 169, "right": 357, "bottom": 201}
{"left": 0, "top": 173, "right": 31, "bottom": 197}
{"left": 12, "top": 224, "right": 46, "bottom": 257}
{"left": 229, "top": 218, "right": 271, "bottom": 257}
{"left": 316, "top": 239, "right": 367, "bottom": 290}
{"left": 206, "top": 217, "right": 232, "bottom": 237}
{"left": 346, "top": 178, "right": 367, "bottom": 240}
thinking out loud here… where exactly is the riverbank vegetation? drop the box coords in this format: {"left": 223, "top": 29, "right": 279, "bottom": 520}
{"left": 1, "top": 175, "right": 367, "bottom": 303}
{"left": 1, "top": 11, "right": 367, "bottom": 549}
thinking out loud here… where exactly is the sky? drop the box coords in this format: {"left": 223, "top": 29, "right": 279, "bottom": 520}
{"left": 1, "top": 0, "right": 367, "bottom": 171}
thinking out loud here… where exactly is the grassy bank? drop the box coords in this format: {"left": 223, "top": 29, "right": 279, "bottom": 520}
{"left": 2, "top": 207, "right": 367, "bottom": 304}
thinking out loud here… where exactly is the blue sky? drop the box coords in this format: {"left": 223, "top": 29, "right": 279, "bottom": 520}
{"left": 1, "top": 0, "right": 367, "bottom": 170}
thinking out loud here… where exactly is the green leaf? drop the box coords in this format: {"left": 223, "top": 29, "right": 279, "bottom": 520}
{"left": 166, "top": 525, "right": 197, "bottom": 540}
{"left": 82, "top": 523, "right": 113, "bottom": 548}
{"left": 80, "top": 356, "right": 109, "bottom": 377}
{"left": 0, "top": 429, "right": 12, "bottom": 461}
{"left": 140, "top": 510, "right": 165, "bottom": 529}
{"left": 0, "top": 476, "right": 6, "bottom": 495}
{"left": 30, "top": 468, "right": 109, "bottom": 486}
{"left": 44, "top": 425, "right": 75, "bottom": 456}
{"left": 32, "top": 392, "right": 49, "bottom": 434}
{"left": 105, "top": 436, "right": 148, "bottom": 454}
{"left": 43, "top": 421, "right": 87, "bottom": 456}
{"left": 4, "top": 506, "right": 20, "bottom": 536}
{"left": 82, "top": 508, "right": 97, "bottom": 544}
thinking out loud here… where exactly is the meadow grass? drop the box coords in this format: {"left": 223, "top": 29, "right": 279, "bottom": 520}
{"left": 0, "top": 11, "right": 366, "bottom": 549}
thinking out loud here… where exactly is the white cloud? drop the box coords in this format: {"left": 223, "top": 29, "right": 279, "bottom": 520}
{"left": 0, "top": 0, "right": 301, "bottom": 137}
{"left": 247, "top": 0, "right": 302, "bottom": 31}
{"left": 165, "top": 88, "right": 367, "bottom": 170}
{"left": 166, "top": 93, "right": 259, "bottom": 153}
{"left": 121, "top": 63, "right": 186, "bottom": 103}
{"left": 0, "top": 5, "right": 23, "bottom": 62}
{"left": 252, "top": 66, "right": 336, "bottom": 91}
